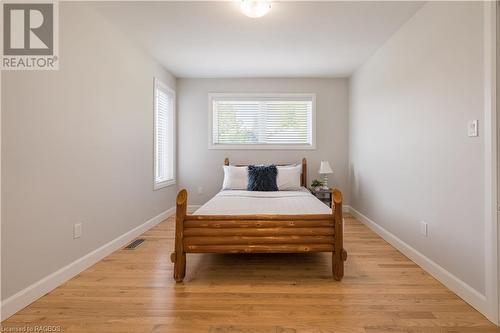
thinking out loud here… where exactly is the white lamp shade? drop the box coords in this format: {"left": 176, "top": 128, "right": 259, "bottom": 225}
{"left": 319, "top": 161, "right": 333, "bottom": 174}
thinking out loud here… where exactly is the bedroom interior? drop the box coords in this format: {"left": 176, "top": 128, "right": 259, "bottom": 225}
{"left": 1, "top": 0, "right": 499, "bottom": 332}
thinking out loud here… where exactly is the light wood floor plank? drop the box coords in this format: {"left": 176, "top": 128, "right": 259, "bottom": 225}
{"left": 2, "top": 216, "right": 498, "bottom": 332}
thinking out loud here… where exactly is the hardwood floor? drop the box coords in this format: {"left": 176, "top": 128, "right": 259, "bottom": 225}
{"left": 2, "top": 215, "right": 498, "bottom": 333}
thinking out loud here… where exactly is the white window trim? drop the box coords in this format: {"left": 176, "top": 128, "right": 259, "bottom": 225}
{"left": 207, "top": 93, "right": 317, "bottom": 150}
{"left": 153, "top": 78, "right": 176, "bottom": 190}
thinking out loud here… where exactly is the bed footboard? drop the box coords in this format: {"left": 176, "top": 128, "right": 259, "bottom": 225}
{"left": 170, "top": 189, "right": 346, "bottom": 282}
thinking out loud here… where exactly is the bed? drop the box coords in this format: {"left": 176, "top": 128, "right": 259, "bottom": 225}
{"left": 170, "top": 158, "right": 347, "bottom": 282}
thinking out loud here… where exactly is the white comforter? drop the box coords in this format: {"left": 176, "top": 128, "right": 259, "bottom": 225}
{"left": 193, "top": 188, "right": 332, "bottom": 215}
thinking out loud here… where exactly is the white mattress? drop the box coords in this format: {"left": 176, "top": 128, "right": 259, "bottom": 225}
{"left": 193, "top": 187, "right": 332, "bottom": 215}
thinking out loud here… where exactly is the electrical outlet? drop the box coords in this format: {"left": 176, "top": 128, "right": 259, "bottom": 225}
{"left": 419, "top": 221, "right": 428, "bottom": 237}
{"left": 197, "top": 187, "right": 204, "bottom": 195}
{"left": 73, "top": 223, "right": 82, "bottom": 239}
{"left": 468, "top": 120, "right": 478, "bottom": 137}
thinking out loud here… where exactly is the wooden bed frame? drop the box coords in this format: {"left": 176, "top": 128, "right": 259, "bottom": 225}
{"left": 170, "top": 158, "right": 347, "bottom": 282}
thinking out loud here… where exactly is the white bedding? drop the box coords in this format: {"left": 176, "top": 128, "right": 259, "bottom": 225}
{"left": 193, "top": 187, "right": 332, "bottom": 215}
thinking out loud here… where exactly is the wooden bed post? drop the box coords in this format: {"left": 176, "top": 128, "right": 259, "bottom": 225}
{"left": 224, "top": 158, "right": 229, "bottom": 166}
{"left": 301, "top": 158, "right": 307, "bottom": 187}
{"left": 172, "top": 189, "right": 187, "bottom": 282}
{"left": 332, "top": 188, "right": 347, "bottom": 280}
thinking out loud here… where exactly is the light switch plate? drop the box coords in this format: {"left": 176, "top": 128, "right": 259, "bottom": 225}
{"left": 468, "top": 120, "right": 478, "bottom": 137}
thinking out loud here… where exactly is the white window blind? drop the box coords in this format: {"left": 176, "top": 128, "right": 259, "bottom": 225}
{"left": 210, "top": 94, "right": 315, "bottom": 149}
{"left": 154, "top": 79, "right": 175, "bottom": 189}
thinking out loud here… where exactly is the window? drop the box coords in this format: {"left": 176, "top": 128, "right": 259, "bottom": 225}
{"left": 154, "top": 78, "right": 175, "bottom": 189}
{"left": 209, "top": 93, "right": 316, "bottom": 149}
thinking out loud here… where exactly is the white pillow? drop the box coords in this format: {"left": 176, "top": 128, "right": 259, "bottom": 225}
{"left": 222, "top": 165, "right": 248, "bottom": 190}
{"left": 277, "top": 164, "right": 302, "bottom": 190}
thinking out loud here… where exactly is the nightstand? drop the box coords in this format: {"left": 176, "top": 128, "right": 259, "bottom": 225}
{"left": 309, "top": 187, "right": 333, "bottom": 207}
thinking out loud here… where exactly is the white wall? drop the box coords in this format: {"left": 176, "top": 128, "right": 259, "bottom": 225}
{"left": 1, "top": 3, "right": 177, "bottom": 300}
{"left": 350, "top": 0, "right": 486, "bottom": 300}
{"left": 177, "top": 78, "right": 349, "bottom": 206}
{"left": 498, "top": 1, "right": 500, "bottom": 322}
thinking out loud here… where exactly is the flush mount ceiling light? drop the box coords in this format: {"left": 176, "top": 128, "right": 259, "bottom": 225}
{"left": 240, "top": 0, "right": 271, "bottom": 18}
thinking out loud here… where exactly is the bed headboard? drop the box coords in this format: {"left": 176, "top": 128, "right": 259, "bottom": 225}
{"left": 224, "top": 158, "right": 307, "bottom": 187}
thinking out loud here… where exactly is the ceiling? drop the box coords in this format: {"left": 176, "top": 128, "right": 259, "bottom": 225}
{"left": 91, "top": 1, "right": 424, "bottom": 78}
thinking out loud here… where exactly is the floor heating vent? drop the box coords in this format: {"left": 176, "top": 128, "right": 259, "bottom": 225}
{"left": 125, "top": 238, "right": 145, "bottom": 250}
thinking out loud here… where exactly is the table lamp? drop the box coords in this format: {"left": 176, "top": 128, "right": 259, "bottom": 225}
{"left": 319, "top": 161, "right": 333, "bottom": 189}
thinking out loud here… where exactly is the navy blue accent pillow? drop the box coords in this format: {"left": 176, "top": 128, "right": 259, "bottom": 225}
{"left": 247, "top": 165, "right": 279, "bottom": 191}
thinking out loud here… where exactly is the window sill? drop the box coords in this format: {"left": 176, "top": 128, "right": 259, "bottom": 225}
{"left": 154, "top": 179, "right": 176, "bottom": 190}
{"left": 208, "top": 144, "right": 316, "bottom": 150}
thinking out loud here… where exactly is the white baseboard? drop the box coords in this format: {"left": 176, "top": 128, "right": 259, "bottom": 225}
{"left": 1, "top": 206, "right": 175, "bottom": 321}
{"left": 349, "top": 206, "right": 489, "bottom": 320}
